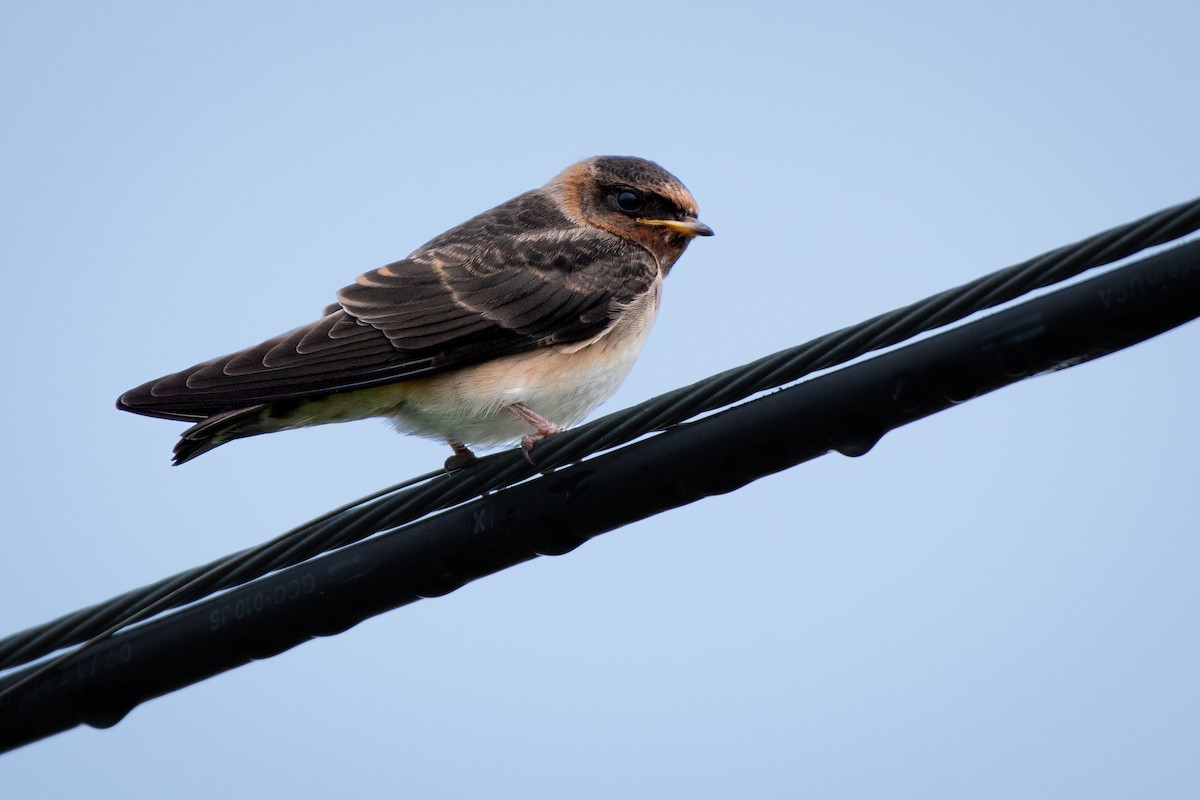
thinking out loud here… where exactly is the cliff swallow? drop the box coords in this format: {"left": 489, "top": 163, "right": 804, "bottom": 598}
{"left": 118, "top": 156, "right": 713, "bottom": 467}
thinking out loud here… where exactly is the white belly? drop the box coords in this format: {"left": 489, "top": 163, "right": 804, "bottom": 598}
{"left": 383, "top": 284, "right": 661, "bottom": 447}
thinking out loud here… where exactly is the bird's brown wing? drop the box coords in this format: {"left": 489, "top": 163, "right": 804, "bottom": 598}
{"left": 117, "top": 226, "right": 658, "bottom": 420}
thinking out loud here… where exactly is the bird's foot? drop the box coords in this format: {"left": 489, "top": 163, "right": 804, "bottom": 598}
{"left": 509, "top": 403, "right": 564, "bottom": 464}
{"left": 519, "top": 433, "right": 553, "bottom": 466}
{"left": 444, "top": 439, "right": 478, "bottom": 471}
{"left": 508, "top": 402, "right": 563, "bottom": 438}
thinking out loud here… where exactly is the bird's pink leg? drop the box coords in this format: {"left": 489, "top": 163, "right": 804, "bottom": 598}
{"left": 507, "top": 402, "right": 563, "bottom": 454}
{"left": 444, "top": 438, "right": 478, "bottom": 471}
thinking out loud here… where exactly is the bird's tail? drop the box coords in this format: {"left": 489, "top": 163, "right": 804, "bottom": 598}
{"left": 172, "top": 405, "right": 271, "bottom": 465}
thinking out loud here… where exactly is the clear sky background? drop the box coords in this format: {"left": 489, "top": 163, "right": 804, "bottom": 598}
{"left": 3, "top": 2, "right": 1198, "bottom": 797}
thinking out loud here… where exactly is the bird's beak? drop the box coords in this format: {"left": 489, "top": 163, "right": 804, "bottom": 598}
{"left": 637, "top": 217, "right": 715, "bottom": 238}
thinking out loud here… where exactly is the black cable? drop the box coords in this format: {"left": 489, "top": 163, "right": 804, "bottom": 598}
{"left": 2, "top": 237, "right": 1197, "bottom": 752}
{"left": 1, "top": 196, "right": 1198, "bottom": 675}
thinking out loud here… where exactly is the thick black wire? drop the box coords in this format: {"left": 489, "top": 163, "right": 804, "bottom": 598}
{"left": 3, "top": 196, "right": 1199, "bottom": 673}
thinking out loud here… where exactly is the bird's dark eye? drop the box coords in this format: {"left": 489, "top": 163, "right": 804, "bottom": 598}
{"left": 616, "top": 189, "right": 643, "bottom": 213}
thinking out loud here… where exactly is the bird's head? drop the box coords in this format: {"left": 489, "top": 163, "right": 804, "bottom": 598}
{"left": 550, "top": 155, "right": 713, "bottom": 273}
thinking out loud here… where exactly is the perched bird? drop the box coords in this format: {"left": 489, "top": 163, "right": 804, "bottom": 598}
{"left": 118, "top": 156, "right": 713, "bottom": 467}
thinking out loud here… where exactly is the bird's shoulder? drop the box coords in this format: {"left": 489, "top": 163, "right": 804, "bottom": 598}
{"left": 339, "top": 188, "right": 661, "bottom": 347}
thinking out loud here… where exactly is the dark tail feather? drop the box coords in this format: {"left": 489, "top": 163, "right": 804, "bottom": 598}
{"left": 172, "top": 405, "right": 270, "bottom": 465}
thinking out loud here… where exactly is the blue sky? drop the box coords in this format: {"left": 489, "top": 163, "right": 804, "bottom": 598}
{"left": 3, "top": 2, "right": 1199, "bottom": 797}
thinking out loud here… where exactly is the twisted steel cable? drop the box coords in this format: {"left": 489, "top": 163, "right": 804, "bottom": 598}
{"left": 2, "top": 196, "right": 1198, "bottom": 674}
